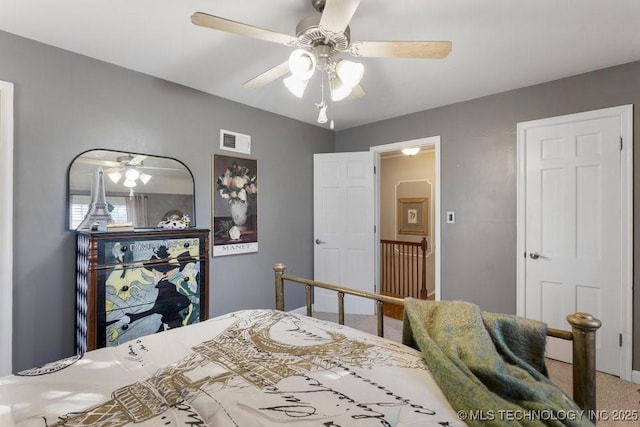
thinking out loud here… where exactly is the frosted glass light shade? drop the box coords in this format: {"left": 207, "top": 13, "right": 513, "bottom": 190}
{"left": 108, "top": 172, "right": 122, "bottom": 184}
{"left": 125, "top": 168, "right": 140, "bottom": 181}
{"left": 283, "top": 75, "right": 308, "bottom": 98}
{"left": 330, "top": 76, "right": 351, "bottom": 101}
{"left": 288, "top": 49, "right": 316, "bottom": 80}
{"left": 123, "top": 178, "right": 137, "bottom": 188}
{"left": 139, "top": 173, "right": 152, "bottom": 184}
{"left": 336, "top": 60, "right": 364, "bottom": 88}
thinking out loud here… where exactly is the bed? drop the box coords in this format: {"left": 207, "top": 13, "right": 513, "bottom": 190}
{"left": 0, "top": 263, "right": 600, "bottom": 426}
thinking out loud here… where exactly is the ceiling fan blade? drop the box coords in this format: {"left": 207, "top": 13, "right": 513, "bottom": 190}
{"left": 191, "top": 12, "right": 299, "bottom": 46}
{"left": 75, "top": 157, "right": 121, "bottom": 168}
{"left": 243, "top": 61, "right": 290, "bottom": 88}
{"left": 319, "top": 0, "right": 360, "bottom": 35}
{"left": 347, "top": 84, "right": 365, "bottom": 100}
{"left": 129, "top": 154, "right": 146, "bottom": 165}
{"left": 350, "top": 41, "right": 452, "bottom": 59}
{"left": 138, "top": 165, "right": 184, "bottom": 172}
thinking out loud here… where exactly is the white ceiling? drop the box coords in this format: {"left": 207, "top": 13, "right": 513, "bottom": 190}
{"left": 2, "top": 0, "right": 640, "bottom": 130}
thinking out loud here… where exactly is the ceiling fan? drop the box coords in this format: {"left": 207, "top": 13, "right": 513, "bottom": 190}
{"left": 77, "top": 154, "right": 152, "bottom": 187}
{"left": 105, "top": 155, "right": 152, "bottom": 187}
{"left": 191, "top": 0, "right": 451, "bottom": 107}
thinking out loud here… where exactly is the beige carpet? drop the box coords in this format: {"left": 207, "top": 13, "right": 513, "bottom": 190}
{"left": 546, "top": 359, "right": 640, "bottom": 427}
{"left": 312, "top": 311, "right": 403, "bottom": 341}
{"left": 313, "top": 311, "right": 640, "bottom": 426}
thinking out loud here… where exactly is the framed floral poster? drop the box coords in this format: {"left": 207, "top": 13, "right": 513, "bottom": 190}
{"left": 212, "top": 154, "right": 258, "bottom": 256}
{"left": 397, "top": 197, "right": 428, "bottom": 235}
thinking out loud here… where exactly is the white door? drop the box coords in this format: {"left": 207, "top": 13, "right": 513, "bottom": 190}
{"left": 520, "top": 111, "right": 627, "bottom": 376}
{"left": 313, "top": 152, "right": 375, "bottom": 315}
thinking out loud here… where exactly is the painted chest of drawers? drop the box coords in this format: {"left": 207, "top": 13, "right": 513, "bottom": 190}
{"left": 76, "top": 229, "right": 209, "bottom": 352}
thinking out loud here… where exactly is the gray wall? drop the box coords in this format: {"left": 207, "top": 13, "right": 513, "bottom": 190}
{"left": 335, "top": 60, "right": 640, "bottom": 369}
{"left": 0, "top": 30, "right": 333, "bottom": 372}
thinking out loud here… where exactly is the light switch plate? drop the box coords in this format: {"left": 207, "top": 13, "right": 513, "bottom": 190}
{"left": 446, "top": 211, "right": 455, "bottom": 224}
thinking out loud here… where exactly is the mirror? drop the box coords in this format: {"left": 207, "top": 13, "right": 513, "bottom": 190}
{"left": 68, "top": 149, "right": 195, "bottom": 230}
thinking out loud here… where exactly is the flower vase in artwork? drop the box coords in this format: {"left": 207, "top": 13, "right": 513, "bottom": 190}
{"left": 216, "top": 160, "right": 257, "bottom": 242}
{"left": 229, "top": 200, "right": 248, "bottom": 226}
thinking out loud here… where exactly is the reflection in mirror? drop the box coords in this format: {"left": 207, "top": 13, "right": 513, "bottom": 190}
{"left": 68, "top": 149, "right": 195, "bottom": 230}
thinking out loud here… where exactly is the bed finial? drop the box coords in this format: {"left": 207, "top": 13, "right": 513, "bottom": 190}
{"left": 273, "top": 263, "right": 287, "bottom": 311}
{"left": 566, "top": 312, "right": 601, "bottom": 418}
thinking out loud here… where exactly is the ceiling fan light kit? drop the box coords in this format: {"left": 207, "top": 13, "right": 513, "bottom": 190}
{"left": 191, "top": 0, "right": 451, "bottom": 128}
{"left": 106, "top": 155, "right": 152, "bottom": 192}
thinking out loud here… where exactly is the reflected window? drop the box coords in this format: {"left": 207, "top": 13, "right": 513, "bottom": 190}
{"left": 69, "top": 195, "right": 129, "bottom": 229}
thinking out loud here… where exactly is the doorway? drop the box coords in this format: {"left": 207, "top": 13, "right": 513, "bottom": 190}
{"left": 371, "top": 136, "right": 441, "bottom": 303}
{"left": 312, "top": 136, "right": 440, "bottom": 316}
{"left": 516, "top": 105, "right": 633, "bottom": 380}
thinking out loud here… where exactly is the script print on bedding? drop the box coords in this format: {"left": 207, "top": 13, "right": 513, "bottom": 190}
{"left": 1, "top": 310, "right": 460, "bottom": 426}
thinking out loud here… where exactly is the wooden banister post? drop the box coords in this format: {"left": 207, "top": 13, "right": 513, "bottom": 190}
{"left": 273, "top": 263, "right": 286, "bottom": 311}
{"left": 419, "top": 237, "right": 428, "bottom": 299}
{"left": 566, "top": 312, "right": 601, "bottom": 417}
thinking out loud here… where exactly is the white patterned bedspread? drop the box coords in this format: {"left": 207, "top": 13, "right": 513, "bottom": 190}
{"left": 0, "top": 309, "right": 462, "bottom": 426}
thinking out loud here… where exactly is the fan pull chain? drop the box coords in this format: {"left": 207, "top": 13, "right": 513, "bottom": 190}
{"left": 316, "top": 71, "right": 328, "bottom": 124}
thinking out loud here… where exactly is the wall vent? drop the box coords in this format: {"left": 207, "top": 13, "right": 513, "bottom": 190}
{"left": 220, "top": 129, "right": 251, "bottom": 154}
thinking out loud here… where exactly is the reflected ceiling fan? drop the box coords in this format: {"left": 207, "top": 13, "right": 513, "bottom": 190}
{"left": 73, "top": 154, "right": 152, "bottom": 196}
{"left": 104, "top": 155, "right": 152, "bottom": 188}
{"left": 191, "top": 0, "right": 451, "bottom": 126}
{"left": 77, "top": 154, "right": 182, "bottom": 173}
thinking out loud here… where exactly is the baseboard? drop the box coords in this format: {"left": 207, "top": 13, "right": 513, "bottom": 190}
{"left": 631, "top": 370, "right": 640, "bottom": 384}
{"left": 288, "top": 306, "right": 307, "bottom": 315}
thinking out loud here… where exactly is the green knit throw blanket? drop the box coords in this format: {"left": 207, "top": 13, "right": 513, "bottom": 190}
{"left": 402, "top": 298, "right": 593, "bottom": 426}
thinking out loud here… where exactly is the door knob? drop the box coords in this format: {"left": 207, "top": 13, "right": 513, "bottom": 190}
{"left": 529, "top": 251, "right": 549, "bottom": 260}
{"left": 315, "top": 239, "right": 327, "bottom": 245}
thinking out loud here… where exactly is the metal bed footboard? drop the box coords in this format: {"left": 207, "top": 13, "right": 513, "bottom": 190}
{"left": 273, "top": 263, "right": 601, "bottom": 416}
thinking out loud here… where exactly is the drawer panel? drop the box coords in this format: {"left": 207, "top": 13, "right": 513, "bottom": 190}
{"left": 98, "top": 237, "right": 202, "bottom": 265}
{"left": 100, "top": 262, "right": 202, "bottom": 313}
{"left": 99, "top": 292, "right": 204, "bottom": 347}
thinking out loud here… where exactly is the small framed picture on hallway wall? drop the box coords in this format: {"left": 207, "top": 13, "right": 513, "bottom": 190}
{"left": 397, "top": 197, "right": 428, "bottom": 235}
